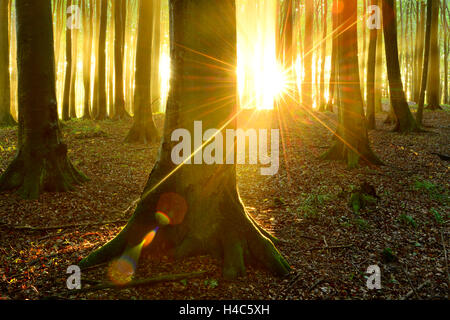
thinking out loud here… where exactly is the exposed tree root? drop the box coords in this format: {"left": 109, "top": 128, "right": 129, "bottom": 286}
{"left": 0, "top": 113, "right": 17, "bottom": 127}
{"left": 124, "top": 121, "right": 160, "bottom": 144}
{"left": 0, "top": 143, "right": 88, "bottom": 199}
{"left": 79, "top": 182, "right": 291, "bottom": 280}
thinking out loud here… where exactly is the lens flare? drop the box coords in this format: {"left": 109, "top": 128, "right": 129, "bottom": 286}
{"left": 107, "top": 255, "right": 136, "bottom": 285}
{"left": 155, "top": 211, "right": 171, "bottom": 226}
{"left": 142, "top": 227, "right": 160, "bottom": 248}
{"left": 156, "top": 193, "right": 188, "bottom": 225}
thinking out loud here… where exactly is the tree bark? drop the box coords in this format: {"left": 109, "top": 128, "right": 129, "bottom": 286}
{"left": 113, "top": 0, "right": 129, "bottom": 120}
{"left": 0, "top": 0, "right": 87, "bottom": 200}
{"left": 382, "top": 0, "right": 419, "bottom": 132}
{"left": 125, "top": 0, "right": 159, "bottom": 144}
{"left": 82, "top": 0, "right": 93, "bottom": 119}
{"left": 62, "top": 0, "right": 73, "bottom": 121}
{"left": 321, "top": 0, "right": 382, "bottom": 168}
{"left": 95, "top": 0, "right": 108, "bottom": 120}
{"left": 366, "top": 0, "right": 378, "bottom": 130}
{"left": 425, "top": 0, "right": 441, "bottom": 109}
{"left": 302, "top": 0, "right": 314, "bottom": 108}
{"left": 0, "top": 0, "right": 16, "bottom": 126}
{"left": 326, "top": 0, "right": 338, "bottom": 112}
{"left": 416, "top": 0, "right": 433, "bottom": 126}
{"left": 151, "top": 0, "right": 162, "bottom": 113}
{"left": 80, "top": 0, "right": 290, "bottom": 280}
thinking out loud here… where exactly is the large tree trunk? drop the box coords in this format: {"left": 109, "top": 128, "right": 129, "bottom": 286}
{"left": 113, "top": 0, "right": 129, "bottom": 120}
{"left": 414, "top": 1, "right": 426, "bottom": 103}
{"left": 382, "top": 0, "right": 419, "bottom": 132}
{"left": 366, "top": 0, "right": 378, "bottom": 130}
{"left": 0, "top": 0, "right": 87, "bottom": 200}
{"left": 443, "top": 0, "right": 449, "bottom": 105}
{"left": 124, "top": 0, "right": 159, "bottom": 144}
{"left": 321, "top": 0, "right": 382, "bottom": 168}
{"left": 95, "top": 0, "right": 108, "bottom": 120}
{"left": 0, "top": 0, "right": 15, "bottom": 126}
{"left": 80, "top": 0, "right": 290, "bottom": 280}
{"left": 425, "top": 0, "right": 440, "bottom": 110}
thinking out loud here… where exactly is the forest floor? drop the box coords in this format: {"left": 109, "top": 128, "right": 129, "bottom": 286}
{"left": 0, "top": 107, "right": 449, "bottom": 300}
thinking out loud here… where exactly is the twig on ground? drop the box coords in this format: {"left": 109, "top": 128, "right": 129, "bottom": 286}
{"left": 440, "top": 230, "right": 450, "bottom": 288}
{"left": 401, "top": 280, "right": 431, "bottom": 300}
{"left": 1, "top": 219, "right": 129, "bottom": 231}
{"left": 309, "top": 244, "right": 353, "bottom": 251}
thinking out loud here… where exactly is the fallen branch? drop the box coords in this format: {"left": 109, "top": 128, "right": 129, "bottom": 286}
{"left": 440, "top": 230, "right": 450, "bottom": 288}
{"left": 73, "top": 271, "right": 207, "bottom": 294}
{"left": 1, "top": 219, "right": 129, "bottom": 231}
{"left": 309, "top": 244, "right": 353, "bottom": 251}
{"left": 401, "top": 280, "right": 431, "bottom": 300}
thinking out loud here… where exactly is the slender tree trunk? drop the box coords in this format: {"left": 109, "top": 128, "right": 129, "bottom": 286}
{"left": 319, "top": 0, "right": 327, "bottom": 111}
{"left": 124, "top": 0, "right": 159, "bottom": 144}
{"left": 426, "top": 0, "right": 441, "bottom": 109}
{"left": 95, "top": 0, "right": 108, "bottom": 120}
{"left": 382, "top": 0, "right": 419, "bottom": 132}
{"left": 417, "top": 0, "right": 433, "bottom": 126}
{"left": 366, "top": 0, "right": 378, "bottom": 130}
{"left": 0, "top": 0, "right": 15, "bottom": 126}
{"left": 302, "top": 0, "right": 314, "bottom": 108}
{"left": 443, "top": 0, "right": 449, "bottom": 105}
{"left": 80, "top": 0, "right": 290, "bottom": 281}
{"left": 0, "top": 0, "right": 87, "bottom": 200}
{"left": 82, "top": 0, "right": 93, "bottom": 119}
{"left": 69, "top": 11, "right": 78, "bottom": 119}
{"left": 375, "top": 1, "right": 383, "bottom": 113}
{"left": 62, "top": 0, "right": 73, "bottom": 121}
{"left": 414, "top": 2, "right": 426, "bottom": 103}
{"left": 151, "top": 0, "right": 162, "bottom": 113}
{"left": 326, "top": 0, "right": 338, "bottom": 112}
{"left": 113, "top": 0, "right": 129, "bottom": 120}
{"left": 321, "top": 0, "right": 382, "bottom": 168}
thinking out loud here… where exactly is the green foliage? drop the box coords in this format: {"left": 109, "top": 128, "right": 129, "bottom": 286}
{"left": 430, "top": 208, "right": 445, "bottom": 225}
{"left": 413, "top": 178, "right": 448, "bottom": 203}
{"left": 354, "top": 218, "right": 369, "bottom": 230}
{"left": 298, "top": 193, "right": 333, "bottom": 219}
{"left": 204, "top": 279, "right": 218, "bottom": 289}
{"left": 398, "top": 214, "right": 417, "bottom": 228}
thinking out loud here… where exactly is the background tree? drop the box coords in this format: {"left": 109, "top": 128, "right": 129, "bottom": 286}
{"left": 425, "top": 0, "right": 440, "bottom": 110}
{"left": 0, "top": 0, "right": 87, "bottom": 200}
{"left": 125, "top": 0, "right": 159, "bottom": 144}
{"left": 416, "top": 0, "right": 433, "bottom": 126}
{"left": 80, "top": 0, "right": 291, "bottom": 280}
{"left": 0, "top": 0, "right": 16, "bottom": 126}
{"left": 62, "top": 0, "right": 74, "bottom": 121}
{"left": 151, "top": 0, "right": 162, "bottom": 113}
{"left": 382, "top": 0, "right": 419, "bottom": 132}
{"left": 321, "top": 0, "right": 381, "bottom": 168}
{"left": 81, "top": 0, "right": 93, "bottom": 120}
{"left": 95, "top": 0, "right": 108, "bottom": 120}
{"left": 326, "top": 0, "right": 338, "bottom": 112}
{"left": 302, "top": 0, "right": 314, "bottom": 108}
{"left": 366, "top": 0, "right": 379, "bottom": 130}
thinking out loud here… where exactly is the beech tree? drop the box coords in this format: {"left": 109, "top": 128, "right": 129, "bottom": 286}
{"left": 382, "top": 0, "right": 419, "bottom": 132}
{"left": 94, "top": 0, "right": 108, "bottom": 120}
{"left": 0, "top": 0, "right": 15, "bottom": 126}
{"left": 125, "top": 0, "right": 159, "bottom": 144}
{"left": 321, "top": 0, "right": 381, "bottom": 168}
{"left": 0, "top": 0, "right": 87, "bottom": 199}
{"left": 425, "top": 0, "right": 440, "bottom": 110}
{"left": 80, "top": 0, "right": 290, "bottom": 280}
{"left": 366, "top": 0, "right": 379, "bottom": 130}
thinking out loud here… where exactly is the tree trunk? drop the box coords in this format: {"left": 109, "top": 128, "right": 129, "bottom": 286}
{"left": 82, "top": 0, "right": 93, "bottom": 120}
{"left": 425, "top": 0, "right": 441, "bottom": 110}
{"left": 95, "top": 0, "right": 108, "bottom": 120}
{"left": 414, "top": 1, "right": 426, "bottom": 103}
{"left": 80, "top": 0, "right": 290, "bottom": 280}
{"left": 62, "top": 0, "right": 73, "bottom": 121}
{"left": 151, "top": 0, "right": 162, "bottom": 113}
{"left": 302, "top": 0, "right": 314, "bottom": 108}
{"left": 382, "top": 0, "right": 419, "bottom": 132}
{"left": 326, "top": 0, "right": 338, "bottom": 112}
{"left": 366, "top": 0, "right": 378, "bottom": 130}
{"left": 375, "top": 1, "right": 383, "bottom": 113}
{"left": 321, "top": 0, "right": 382, "bottom": 168}
{"left": 125, "top": 0, "right": 159, "bottom": 144}
{"left": 0, "top": 0, "right": 87, "bottom": 200}
{"left": 0, "top": 0, "right": 15, "bottom": 126}
{"left": 443, "top": 0, "right": 449, "bottom": 105}
{"left": 416, "top": 0, "right": 433, "bottom": 126}
{"left": 113, "top": 0, "right": 129, "bottom": 120}
{"left": 319, "top": 0, "right": 327, "bottom": 111}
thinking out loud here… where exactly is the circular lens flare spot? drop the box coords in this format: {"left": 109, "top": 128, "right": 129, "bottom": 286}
{"left": 107, "top": 256, "right": 136, "bottom": 285}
